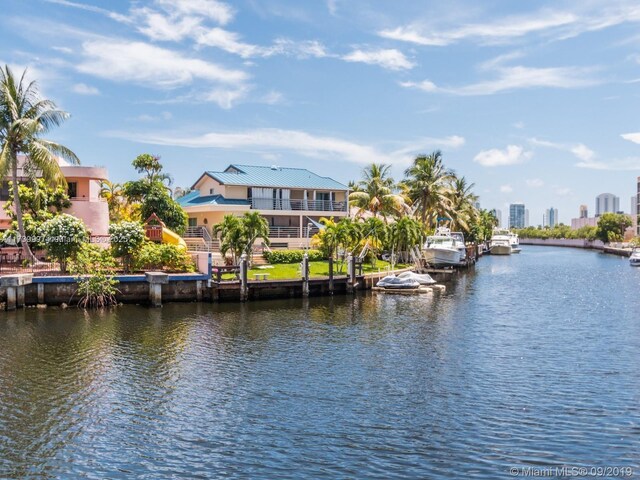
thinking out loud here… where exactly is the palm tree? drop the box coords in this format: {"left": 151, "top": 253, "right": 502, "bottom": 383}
{"left": 388, "top": 216, "right": 423, "bottom": 264}
{"left": 0, "top": 66, "right": 79, "bottom": 262}
{"left": 403, "top": 151, "right": 454, "bottom": 229}
{"left": 99, "top": 180, "right": 125, "bottom": 221}
{"left": 359, "top": 217, "right": 387, "bottom": 264}
{"left": 213, "top": 214, "right": 245, "bottom": 264}
{"left": 448, "top": 176, "right": 479, "bottom": 233}
{"left": 349, "top": 163, "right": 409, "bottom": 221}
{"left": 241, "top": 211, "right": 270, "bottom": 265}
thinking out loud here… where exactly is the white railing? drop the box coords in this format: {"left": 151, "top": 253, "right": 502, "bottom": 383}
{"left": 267, "top": 226, "right": 321, "bottom": 238}
{"left": 251, "top": 198, "right": 347, "bottom": 212}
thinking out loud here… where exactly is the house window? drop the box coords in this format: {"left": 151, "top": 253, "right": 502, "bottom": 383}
{"left": 209, "top": 188, "right": 215, "bottom": 195}
{"left": 188, "top": 218, "right": 197, "bottom": 227}
{"left": 68, "top": 182, "right": 78, "bottom": 198}
{"left": 0, "top": 182, "right": 10, "bottom": 201}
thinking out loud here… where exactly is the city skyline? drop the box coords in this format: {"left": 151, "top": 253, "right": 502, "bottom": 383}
{"left": 1, "top": 1, "right": 640, "bottom": 225}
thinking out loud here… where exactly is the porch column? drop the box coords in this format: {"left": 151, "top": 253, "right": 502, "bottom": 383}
{"left": 300, "top": 214, "right": 304, "bottom": 238}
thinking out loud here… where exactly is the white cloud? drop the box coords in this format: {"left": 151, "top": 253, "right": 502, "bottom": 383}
{"left": 389, "top": 135, "right": 465, "bottom": 158}
{"left": 155, "top": 0, "right": 234, "bottom": 25}
{"left": 131, "top": 111, "right": 173, "bottom": 122}
{"left": 514, "top": 121, "right": 525, "bottom": 129}
{"left": 379, "top": 3, "right": 640, "bottom": 47}
{"left": 72, "top": 83, "right": 100, "bottom": 95}
{"left": 327, "top": 0, "right": 338, "bottom": 15}
{"left": 77, "top": 40, "right": 247, "bottom": 88}
{"left": 205, "top": 85, "right": 252, "bottom": 109}
{"left": 555, "top": 187, "right": 571, "bottom": 196}
{"left": 474, "top": 145, "right": 532, "bottom": 167}
{"left": 105, "top": 128, "right": 464, "bottom": 165}
{"left": 343, "top": 48, "right": 415, "bottom": 71}
{"left": 108, "top": 128, "right": 391, "bottom": 165}
{"left": 195, "top": 28, "right": 260, "bottom": 57}
{"left": 401, "top": 65, "right": 598, "bottom": 96}
{"left": 528, "top": 138, "right": 595, "bottom": 161}
{"left": 574, "top": 157, "right": 640, "bottom": 170}
{"left": 500, "top": 184, "right": 514, "bottom": 193}
{"left": 621, "top": 132, "right": 640, "bottom": 144}
{"left": 379, "top": 11, "right": 576, "bottom": 46}
{"left": 135, "top": 8, "right": 203, "bottom": 42}
{"left": 526, "top": 178, "right": 544, "bottom": 188}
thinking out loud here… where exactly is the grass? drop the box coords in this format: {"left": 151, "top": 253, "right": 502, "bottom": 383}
{"left": 242, "top": 260, "right": 408, "bottom": 280}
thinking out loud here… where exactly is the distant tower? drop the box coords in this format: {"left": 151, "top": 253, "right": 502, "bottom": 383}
{"left": 490, "top": 208, "right": 502, "bottom": 227}
{"left": 509, "top": 203, "right": 525, "bottom": 229}
{"left": 595, "top": 193, "right": 619, "bottom": 217}
{"left": 579, "top": 204, "right": 588, "bottom": 218}
{"left": 543, "top": 207, "right": 559, "bottom": 228}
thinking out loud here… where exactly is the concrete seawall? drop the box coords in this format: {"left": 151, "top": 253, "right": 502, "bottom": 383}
{"left": 520, "top": 238, "right": 631, "bottom": 257}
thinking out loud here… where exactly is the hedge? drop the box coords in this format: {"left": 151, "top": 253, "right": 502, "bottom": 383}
{"left": 263, "top": 249, "right": 325, "bottom": 264}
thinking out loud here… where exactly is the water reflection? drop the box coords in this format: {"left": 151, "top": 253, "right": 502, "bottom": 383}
{"left": 0, "top": 247, "right": 639, "bottom": 478}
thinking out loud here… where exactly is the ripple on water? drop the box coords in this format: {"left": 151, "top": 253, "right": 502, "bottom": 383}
{"left": 0, "top": 246, "right": 639, "bottom": 479}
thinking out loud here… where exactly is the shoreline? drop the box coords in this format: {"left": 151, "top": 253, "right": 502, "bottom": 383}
{"left": 519, "top": 238, "right": 631, "bottom": 257}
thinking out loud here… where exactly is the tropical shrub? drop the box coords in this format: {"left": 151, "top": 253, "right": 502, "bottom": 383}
{"left": 263, "top": 249, "right": 325, "bottom": 264}
{"left": 133, "top": 242, "right": 195, "bottom": 272}
{"left": 39, "top": 214, "right": 89, "bottom": 272}
{"left": 109, "top": 221, "right": 146, "bottom": 272}
{"left": 69, "top": 243, "right": 119, "bottom": 309}
{"left": 212, "top": 212, "right": 270, "bottom": 265}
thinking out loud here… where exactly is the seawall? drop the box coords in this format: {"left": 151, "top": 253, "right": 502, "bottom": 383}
{"left": 519, "top": 238, "right": 631, "bottom": 257}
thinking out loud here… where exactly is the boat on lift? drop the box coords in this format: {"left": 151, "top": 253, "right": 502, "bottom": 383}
{"left": 630, "top": 247, "right": 640, "bottom": 266}
{"left": 509, "top": 232, "right": 521, "bottom": 254}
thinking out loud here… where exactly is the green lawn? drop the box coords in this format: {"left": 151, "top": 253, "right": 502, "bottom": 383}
{"left": 244, "top": 260, "right": 408, "bottom": 280}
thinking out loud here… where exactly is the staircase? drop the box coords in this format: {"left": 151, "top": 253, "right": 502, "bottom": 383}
{"left": 183, "top": 226, "right": 219, "bottom": 252}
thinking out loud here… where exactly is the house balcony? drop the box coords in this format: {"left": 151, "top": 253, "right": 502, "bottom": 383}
{"left": 268, "top": 226, "right": 320, "bottom": 239}
{"left": 251, "top": 198, "right": 347, "bottom": 213}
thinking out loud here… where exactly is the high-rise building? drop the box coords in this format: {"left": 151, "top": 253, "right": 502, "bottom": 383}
{"left": 543, "top": 207, "right": 559, "bottom": 228}
{"left": 579, "top": 204, "right": 588, "bottom": 218}
{"left": 490, "top": 208, "right": 502, "bottom": 227}
{"left": 509, "top": 203, "right": 525, "bottom": 229}
{"left": 525, "top": 209, "right": 530, "bottom": 227}
{"left": 595, "top": 193, "right": 620, "bottom": 217}
{"left": 636, "top": 176, "right": 640, "bottom": 235}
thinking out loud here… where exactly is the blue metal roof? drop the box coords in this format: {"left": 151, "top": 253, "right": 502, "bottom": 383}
{"left": 203, "top": 164, "right": 349, "bottom": 190}
{"left": 177, "top": 191, "right": 250, "bottom": 207}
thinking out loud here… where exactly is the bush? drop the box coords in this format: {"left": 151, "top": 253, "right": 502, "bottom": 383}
{"left": 263, "top": 249, "right": 325, "bottom": 264}
{"left": 39, "top": 214, "right": 89, "bottom": 273}
{"left": 133, "top": 242, "right": 195, "bottom": 272}
{"left": 109, "top": 221, "right": 145, "bottom": 272}
{"left": 69, "top": 244, "right": 119, "bottom": 309}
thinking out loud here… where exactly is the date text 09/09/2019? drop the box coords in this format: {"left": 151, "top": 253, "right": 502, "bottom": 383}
{"left": 509, "top": 466, "right": 633, "bottom": 477}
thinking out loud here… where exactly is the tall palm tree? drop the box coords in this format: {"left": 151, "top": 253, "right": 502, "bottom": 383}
{"left": 0, "top": 66, "right": 79, "bottom": 261}
{"left": 99, "top": 180, "right": 125, "bottom": 221}
{"left": 448, "top": 176, "right": 479, "bottom": 233}
{"left": 241, "top": 211, "right": 270, "bottom": 265}
{"left": 213, "top": 214, "right": 245, "bottom": 264}
{"left": 403, "top": 151, "right": 454, "bottom": 229}
{"left": 349, "top": 163, "right": 409, "bottom": 221}
{"left": 388, "top": 216, "right": 423, "bottom": 264}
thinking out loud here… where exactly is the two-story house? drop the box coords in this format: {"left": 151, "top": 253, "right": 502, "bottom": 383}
{"left": 0, "top": 155, "right": 110, "bottom": 236}
{"left": 178, "top": 164, "right": 349, "bottom": 248}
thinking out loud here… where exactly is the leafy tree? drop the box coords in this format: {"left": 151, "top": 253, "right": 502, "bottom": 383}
{"left": 109, "top": 221, "right": 146, "bottom": 273}
{"left": 448, "top": 176, "right": 478, "bottom": 233}
{"left": 359, "top": 217, "right": 387, "bottom": 266}
{"left": 39, "top": 213, "right": 89, "bottom": 273}
{"left": 349, "top": 163, "right": 409, "bottom": 220}
{"left": 312, "top": 217, "right": 363, "bottom": 272}
{"left": 99, "top": 180, "right": 139, "bottom": 222}
{"left": 403, "top": 151, "right": 454, "bottom": 228}
{"left": 468, "top": 209, "right": 498, "bottom": 244}
{"left": 123, "top": 155, "right": 187, "bottom": 234}
{"left": 2, "top": 179, "right": 71, "bottom": 249}
{"left": 0, "top": 65, "right": 80, "bottom": 262}
{"left": 595, "top": 213, "right": 632, "bottom": 243}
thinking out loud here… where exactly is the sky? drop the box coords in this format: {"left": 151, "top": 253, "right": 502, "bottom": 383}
{"left": 1, "top": 0, "right": 640, "bottom": 226}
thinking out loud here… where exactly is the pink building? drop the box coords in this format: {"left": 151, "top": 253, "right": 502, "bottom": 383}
{"left": 570, "top": 217, "right": 597, "bottom": 229}
{"left": 0, "top": 156, "right": 110, "bottom": 236}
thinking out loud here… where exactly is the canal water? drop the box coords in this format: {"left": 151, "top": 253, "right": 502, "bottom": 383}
{"left": 1, "top": 246, "right": 639, "bottom": 478}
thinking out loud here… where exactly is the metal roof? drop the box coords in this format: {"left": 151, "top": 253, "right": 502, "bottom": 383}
{"left": 202, "top": 164, "right": 349, "bottom": 190}
{"left": 177, "top": 191, "right": 250, "bottom": 207}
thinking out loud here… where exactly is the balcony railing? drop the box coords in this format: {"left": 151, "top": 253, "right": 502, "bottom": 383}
{"left": 251, "top": 198, "right": 347, "bottom": 212}
{"left": 268, "top": 226, "right": 320, "bottom": 238}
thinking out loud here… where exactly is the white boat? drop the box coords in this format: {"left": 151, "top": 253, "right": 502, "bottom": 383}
{"left": 630, "top": 247, "right": 640, "bottom": 266}
{"left": 397, "top": 271, "right": 436, "bottom": 285}
{"left": 509, "top": 232, "right": 521, "bottom": 254}
{"left": 376, "top": 275, "right": 420, "bottom": 289}
{"left": 489, "top": 228, "right": 512, "bottom": 255}
{"left": 422, "top": 227, "right": 466, "bottom": 266}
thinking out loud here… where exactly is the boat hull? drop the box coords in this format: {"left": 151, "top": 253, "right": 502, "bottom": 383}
{"left": 490, "top": 245, "right": 512, "bottom": 255}
{"left": 630, "top": 258, "right": 640, "bottom": 266}
{"left": 423, "top": 248, "right": 462, "bottom": 266}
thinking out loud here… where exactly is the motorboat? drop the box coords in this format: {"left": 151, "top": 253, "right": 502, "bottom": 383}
{"left": 422, "top": 227, "right": 466, "bottom": 266}
{"left": 630, "top": 247, "right": 640, "bottom": 266}
{"left": 376, "top": 275, "right": 420, "bottom": 289}
{"left": 509, "top": 232, "right": 521, "bottom": 254}
{"left": 489, "top": 228, "right": 512, "bottom": 255}
{"left": 450, "top": 231, "right": 469, "bottom": 264}
{"left": 397, "top": 271, "right": 436, "bottom": 285}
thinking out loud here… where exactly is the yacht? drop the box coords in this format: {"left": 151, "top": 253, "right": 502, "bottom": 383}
{"left": 422, "top": 227, "right": 466, "bottom": 266}
{"left": 489, "top": 228, "right": 513, "bottom": 255}
{"left": 509, "top": 232, "right": 521, "bottom": 254}
{"left": 630, "top": 247, "right": 640, "bottom": 266}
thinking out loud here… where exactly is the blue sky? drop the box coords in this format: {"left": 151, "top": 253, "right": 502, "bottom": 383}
{"left": 2, "top": 0, "right": 640, "bottom": 225}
